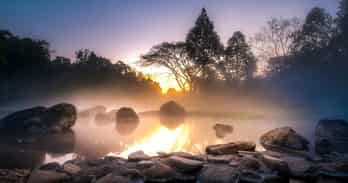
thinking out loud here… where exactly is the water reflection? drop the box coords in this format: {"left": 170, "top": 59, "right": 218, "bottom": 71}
{"left": 116, "top": 118, "right": 139, "bottom": 136}
{"left": 0, "top": 131, "right": 75, "bottom": 169}
{"left": 160, "top": 115, "right": 185, "bottom": 129}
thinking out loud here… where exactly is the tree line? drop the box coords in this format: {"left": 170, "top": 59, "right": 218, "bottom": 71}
{"left": 0, "top": 32, "right": 161, "bottom": 103}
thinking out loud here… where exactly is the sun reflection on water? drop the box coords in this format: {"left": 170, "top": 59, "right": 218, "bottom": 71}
{"left": 118, "top": 124, "right": 190, "bottom": 157}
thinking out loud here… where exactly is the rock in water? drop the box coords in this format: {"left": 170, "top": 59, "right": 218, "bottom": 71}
{"left": 160, "top": 101, "right": 186, "bottom": 117}
{"left": 260, "top": 127, "right": 309, "bottom": 152}
{"left": 116, "top": 107, "right": 139, "bottom": 123}
{"left": 159, "top": 101, "right": 186, "bottom": 129}
{"left": 213, "top": 123, "right": 233, "bottom": 138}
{"left": 315, "top": 119, "right": 348, "bottom": 155}
{"left": 42, "top": 103, "right": 77, "bottom": 131}
{"left": 206, "top": 141, "right": 256, "bottom": 155}
{"left": 0, "top": 103, "right": 77, "bottom": 133}
{"left": 27, "top": 170, "right": 67, "bottom": 183}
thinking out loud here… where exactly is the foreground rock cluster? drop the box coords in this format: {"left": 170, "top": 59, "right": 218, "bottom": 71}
{"left": 1, "top": 119, "right": 348, "bottom": 183}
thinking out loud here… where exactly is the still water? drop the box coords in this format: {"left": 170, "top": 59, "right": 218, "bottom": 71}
{"left": 0, "top": 112, "right": 317, "bottom": 169}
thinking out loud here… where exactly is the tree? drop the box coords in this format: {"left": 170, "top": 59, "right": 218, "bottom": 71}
{"left": 251, "top": 17, "right": 301, "bottom": 63}
{"left": 140, "top": 42, "right": 199, "bottom": 92}
{"left": 185, "top": 8, "right": 224, "bottom": 80}
{"left": 336, "top": 0, "right": 348, "bottom": 55}
{"left": 293, "top": 7, "right": 334, "bottom": 55}
{"left": 222, "top": 31, "right": 256, "bottom": 81}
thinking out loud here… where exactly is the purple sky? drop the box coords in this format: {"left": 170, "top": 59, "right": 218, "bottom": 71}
{"left": 0, "top": 0, "right": 339, "bottom": 65}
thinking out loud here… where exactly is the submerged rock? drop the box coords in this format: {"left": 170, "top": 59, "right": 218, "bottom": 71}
{"left": 0, "top": 103, "right": 77, "bottom": 134}
{"left": 206, "top": 141, "right": 256, "bottom": 155}
{"left": 260, "top": 127, "right": 309, "bottom": 152}
{"left": 213, "top": 123, "right": 233, "bottom": 138}
{"left": 315, "top": 119, "right": 348, "bottom": 155}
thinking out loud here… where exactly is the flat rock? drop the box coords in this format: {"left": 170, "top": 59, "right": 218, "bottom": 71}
{"left": 143, "top": 163, "right": 176, "bottom": 182}
{"left": 206, "top": 141, "right": 256, "bottom": 155}
{"left": 162, "top": 155, "right": 204, "bottom": 173}
{"left": 128, "top": 151, "right": 151, "bottom": 161}
{"left": 63, "top": 163, "right": 81, "bottom": 175}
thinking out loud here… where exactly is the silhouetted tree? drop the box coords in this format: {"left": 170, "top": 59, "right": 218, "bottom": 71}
{"left": 336, "top": 0, "right": 348, "bottom": 55}
{"left": 222, "top": 31, "right": 256, "bottom": 82}
{"left": 252, "top": 17, "right": 301, "bottom": 61}
{"left": 140, "top": 42, "right": 198, "bottom": 92}
{"left": 293, "top": 7, "right": 333, "bottom": 56}
{"left": 185, "top": 8, "right": 224, "bottom": 80}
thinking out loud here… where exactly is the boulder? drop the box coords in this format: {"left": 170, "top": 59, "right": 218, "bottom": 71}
{"left": 206, "top": 141, "right": 256, "bottom": 155}
{"left": 213, "top": 123, "right": 233, "bottom": 138}
{"left": 260, "top": 127, "right": 309, "bottom": 152}
{"left": 116, "top": 107, "right": 139, "bottom": 122}
{"left": 160, "top": 101, "right": 186, "bottom": 117}
{"left": 0, "top": 103, "right": 77, "bottom": 133}
{"left": 159, "top": 101, "right": 186, "bottom": 129}
{"left": 315, "top": 119, "right": 348, "bottom": 155}
{"left": 161, "top": 155, "right": 204, "bottom": 173}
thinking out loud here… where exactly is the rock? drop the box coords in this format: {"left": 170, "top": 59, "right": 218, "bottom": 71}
{"left": 260, "top": 127, "right": 310, "bottom": 152}
{"left": 116, "top": 107, "right": 139, "bottom": 123}
{"left": 40, "top": 162, "right": 61, "bottom": 171}
{"left": 261, "top": 154, "right": 289, "bottom": 173}
{"left": 128, "top": 151, "right": 151, "bottom": 161}
{"left": 213, "top": 123, "right": 233, "bottom": 138}
{"left": 136, "top": 160, "right": 154, "bottom": 170}
{"left": 240, "top": 157, "right": 261, "bottom": 170}
{"left": 162, "top": 155, "right": 204, "bottom": 173}
{"left": 198, "top": 165, "right": 239, "bottom": 183}
{"left": 143, "top": 163, "right": 176, "bottom": 182}
{"left": 315, "top": 119, "right": 348, "bottom": 155}
{"left": 239, "top": 170, "right": 289, "bottom": 183}
{"left": 95, "top": 173, "right": 137, "bottom": 183}
{"left": 27, "top": 170, "right": 67, "bottom": 183}
{"left": 159, "top": 101, "right": 186, "bottom": 129}
{"left": 0, "top": 169, "right": 30, "bottom": 183}
{"left": 207, "top": 155, "right": 236, "bottom": 163}
{"left": 0, "top": 103, "right": 77, "bottom": 133}
{"left": 206, "top": 141, "right": 256, "bottom": 155}
{"left": 160, "top": 101, "right": 186, "bottom": 117}
{"left": 63, "top": 163, "right": 81, "bottom": 174}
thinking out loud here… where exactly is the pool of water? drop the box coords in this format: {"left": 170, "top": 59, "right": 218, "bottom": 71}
{"left": 0, "top": 113, "right": 318, "bottom": 169}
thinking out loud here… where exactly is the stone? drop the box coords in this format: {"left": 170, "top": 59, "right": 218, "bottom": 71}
{"left": 206, "top": 141, "right": 256, "bottom": 155}
{"left": 162, "top": 155, "right": 204, "bottom": 173}
{"left": 159, "top": 101, "right": 186, "bottom": 117}
{"left": 260, "top": 127, "right": 309, "bottom": 152}
{"left": 213, "top": 123, "right": 233, "bottom": 138}
{"left": 198, "top": 165, "right": 239, "bottom": 183}
{"left": 95, "top": 173, "right": 137, "bottom": 183}
{"left": 315, "top": 119, "right": 348, "bottom": 155}
{"left": 136, "top": 160, "right": 154, "bottom": 169}
{"left": 143, "top": 163, "right": 176, "bottom": 182}
{"left": 207, "top": 155, "right": 236, "bottom": 163}
{"left": 261, "top": 154, "right": 289, "bottom": 174}
{"left": 128, "top": 151, "right": 151, "bottom": 161}
{"left": 40, "top": 162, "right": 61, "bottom": 171}
{"left": 116, "top": 107, "right": 139, "bottom": 123}
{"left": 27, "top": 170, "right": 67, "bottom": 183}
{"left": 63, "top": 163, "right": 81, "bottom": 174}
{"left": 0, "top": 103, "right": 77, "bottom": 133}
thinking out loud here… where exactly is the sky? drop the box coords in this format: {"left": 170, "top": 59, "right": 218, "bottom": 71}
{"left": 0, "top": 0, "right": 340, "bottom": 92}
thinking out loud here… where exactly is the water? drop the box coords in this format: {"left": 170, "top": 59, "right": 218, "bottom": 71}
{"left": 0, "top": 112, "right": 318, "bottom": 169}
